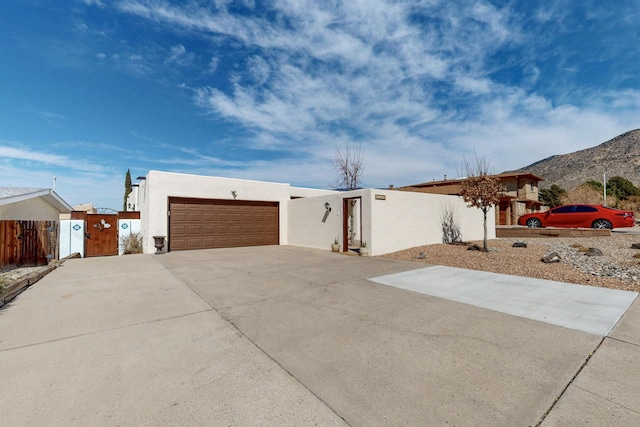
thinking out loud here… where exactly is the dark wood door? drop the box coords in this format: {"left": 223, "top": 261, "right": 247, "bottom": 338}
{"left": 498, "top": 201, "right": 508, "bottom": 225}
{"left": 85, "top": 214, "right": 118, "bottom": 257}
{"left": 169, "top": 198, "right": 279, "bottom": 251}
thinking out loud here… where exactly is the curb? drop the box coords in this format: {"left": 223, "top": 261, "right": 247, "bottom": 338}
{"left": 0, "top": 253, "right": 81, "bottom": 308}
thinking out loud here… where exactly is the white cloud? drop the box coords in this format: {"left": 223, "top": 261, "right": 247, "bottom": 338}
{"left": 165, "top": 44, "right": 195, "bottom": 66}
{"left": 0, "top": 145, "right": 100, "bottom": 172}
{"left": 43, "top": 0, "right": 640, "bottom": 206}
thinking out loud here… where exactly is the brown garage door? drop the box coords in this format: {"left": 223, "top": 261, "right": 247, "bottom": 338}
{"left": 168, "top": 198, "right": 279, "bottom": 251}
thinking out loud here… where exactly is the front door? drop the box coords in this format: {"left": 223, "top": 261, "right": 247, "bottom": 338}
{"left": 342, "top": 197, "right": 362, "bottom": 253}
{"left": 85, "top": 214, "right": 118, "bottom": 257}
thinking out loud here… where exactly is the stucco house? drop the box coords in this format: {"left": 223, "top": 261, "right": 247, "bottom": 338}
{"left": 128, "top": 170, "right": 493, "bottom": 256}
{"left": 0, "top": 187, "right": 72, "bottom": 220}
{"left": 398, "top": 172, "right": 545, "bottom": 226}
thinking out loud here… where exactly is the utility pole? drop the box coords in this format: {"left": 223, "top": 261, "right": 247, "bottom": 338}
{"left": 603, "top": 170, "right": 606, "bottom": 206}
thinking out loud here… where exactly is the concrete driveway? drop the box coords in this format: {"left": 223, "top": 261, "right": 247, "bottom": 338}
{"left": 1, "top": 246, "right": 639, "bottom": 426}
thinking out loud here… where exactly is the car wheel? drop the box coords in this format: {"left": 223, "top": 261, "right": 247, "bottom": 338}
{"left": 592, "top": 219, "right": 612, "bottom": 229}
{"left": 526, "top": 218, "right": 542, "bottom": 228}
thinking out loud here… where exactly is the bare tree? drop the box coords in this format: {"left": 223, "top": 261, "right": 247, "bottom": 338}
{"left": 332, "top": 144, "right": 365, "bottom": 248}
{"left": 332, "top": 144, "right": 365, "bottom": 190}
{"left": 459, "top": 155, "right": 504, "bottom": 251}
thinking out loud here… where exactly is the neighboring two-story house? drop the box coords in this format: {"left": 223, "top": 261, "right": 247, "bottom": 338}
{"left": 398, "top": 172, "right": 545, "bottom": 225}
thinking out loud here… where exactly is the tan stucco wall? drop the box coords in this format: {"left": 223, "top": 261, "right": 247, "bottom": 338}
{"left": 0, "top": 198, "right": 62, "bottom": 220}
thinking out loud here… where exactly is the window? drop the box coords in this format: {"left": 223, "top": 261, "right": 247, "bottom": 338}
{"left": 530, "top": 181, "right": 535, "bottom": 191}
{"left": 551, "top": 205, "right": 575, "bottom": 214}
{"left": 574, "top": 205, "right": 598, "bottom": 213}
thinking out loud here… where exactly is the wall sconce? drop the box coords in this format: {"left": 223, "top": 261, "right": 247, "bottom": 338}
{"left": 322, "top": 201, "right": 331, "bottom": 223}
{"left": 231, "top": 190, "right": 237, "bottom": 199}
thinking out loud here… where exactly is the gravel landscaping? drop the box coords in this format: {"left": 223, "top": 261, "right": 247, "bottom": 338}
{"left": 381, "top": 233, "right": 640, "bottom": 292}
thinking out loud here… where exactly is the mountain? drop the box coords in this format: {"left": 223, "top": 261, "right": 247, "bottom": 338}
{"left": 509, "top": 129, "right": 640, "bottom": 190}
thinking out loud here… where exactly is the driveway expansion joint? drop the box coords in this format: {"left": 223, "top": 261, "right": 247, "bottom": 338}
{"left": 535, "top": 337, "right": 605, "bottom": 426}
{"left": 165, "top": 262, "right": 352, "bottom": 425}
{"left": 570, "top": 384, "right": 640, "bottom": 416}
{"left": 606, "top": 336, "right": 640, "bottom": 347}
{"left": 0, "top": 309, "right": 214, "bottom": 353}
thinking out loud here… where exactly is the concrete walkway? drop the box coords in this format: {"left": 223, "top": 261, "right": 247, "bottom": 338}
{"left": 371, "top": 265, "right": 637, "bottom": 336}
{"left": 1, "top": 246, "right": 639, "bottom": 426}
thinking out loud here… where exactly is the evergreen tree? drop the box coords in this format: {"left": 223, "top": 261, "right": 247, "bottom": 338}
{"left": 607, "top": 176, "right": 640, "bottom": 201}
{"left": 539, "top": 184, "right": 566, "bottom": 207}
{"left": 124, "top": 169, "right": 132, "bottom": 211}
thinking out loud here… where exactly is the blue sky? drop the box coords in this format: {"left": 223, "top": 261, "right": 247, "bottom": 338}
{"left": 1, "top": 0, "right": 639, "bottom": 210}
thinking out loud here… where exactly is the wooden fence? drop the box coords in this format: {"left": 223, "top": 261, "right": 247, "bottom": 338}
{"left": 0, "top": 220, "right": 59, "bottom": 268}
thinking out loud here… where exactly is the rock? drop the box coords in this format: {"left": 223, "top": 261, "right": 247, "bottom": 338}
{"left": 586, "top": 248, "right": 603, "bottom": 257}
{"left": 541, "top": 252, "right": 561, "bottom": 263}
{"left": 512, "top": 242, "right": 527, "bottom": 248}
{"left": 631, "top": 243, "right": 640, "bottom": 249}
{"left": 467, "top": 244, "right": 488, "bottom": 252}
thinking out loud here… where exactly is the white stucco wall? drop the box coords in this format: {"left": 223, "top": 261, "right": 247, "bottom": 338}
{"left": 126, "top": 187, "right": 140, "bottom": 212}
{"left": 367, "top": 189, "right": 493, "bottom": 256}
{"left": 135, "top": 171, "right": 495, "bottom": 256}
{"left": 287, "top": 189, "right": 494, "bottom": 256}
{"left": 137, "top": 171, "right": 294, "bottom": 254}
{"left": 118, "top": 218, "right": 141, "bottom": 255}
{"left": 59, "top": 220, "right": 85, "bottom": 258}
{"left": 290, "top": 187, "right": 338, "bottom": 198}
{"left": 0, "top": 198, "right": 62, "bottom": 220}
{"left": 287, "top": 191, "right": 354, "bottom": 251}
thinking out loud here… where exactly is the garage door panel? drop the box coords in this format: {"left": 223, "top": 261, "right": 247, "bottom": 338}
{"left": 265, "top": 224, "right": 277, "bottom": 233}
{"left": 172, "top": 212, "right": 187, "bottom": 222}
{"left": 202, "top": 225, "right": 216, "bottom": 234}
{"left": 171, "top": 238, "right": 186, "bottom": 250}
{"left": 202, "top": 213, "right": 217, "bottom": 222}
{"left": 187, "top": 225, "right": 202, "bottom": 235}
{"left": 186, "top": 238, "right": 201, "bottom": 249}
{"left": 169, "top": 198, "right": 278, "bottom": 251}
{"left": 229, "top": 236, "right": 243, "bottom": 246}
{"left": 202, "top": 237, "right": 216, "bottom": 247}
{"left": 172, "top": 224, "right": 187, "bottom": 235}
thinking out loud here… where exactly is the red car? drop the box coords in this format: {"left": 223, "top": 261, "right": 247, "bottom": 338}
{"left": 518, "top": 204, "right": 635, "bottom": 229}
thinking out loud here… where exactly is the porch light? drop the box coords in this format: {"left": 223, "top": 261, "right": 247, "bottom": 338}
{"left": 232, "top": 191, "right": 237, "bottom": 199}
{"left": 324, "top": 202, "right": 331, "bottom": 212}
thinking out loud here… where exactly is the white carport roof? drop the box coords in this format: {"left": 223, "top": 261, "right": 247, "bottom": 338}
{"left": 0, "top": 187, "right": 73, "bottom": 213}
